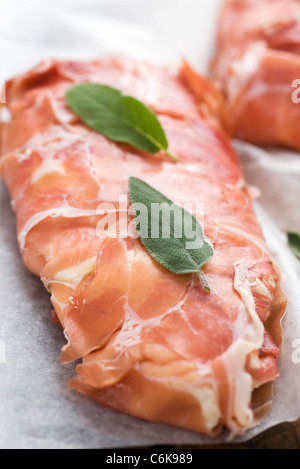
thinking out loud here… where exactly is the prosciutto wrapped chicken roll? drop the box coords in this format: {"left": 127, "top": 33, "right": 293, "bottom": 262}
{"left": 0, "top": 57, "right": 286, "bottom": 436}
{"left": 212, "top": 0, "right": 300, "bottom": 150}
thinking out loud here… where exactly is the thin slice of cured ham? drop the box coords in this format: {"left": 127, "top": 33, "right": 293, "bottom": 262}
{"left": 0, "top": 57, "right": 287, "bottom": 436}
{"left": 212, "top": 0, "right": 300, "bottom": 150}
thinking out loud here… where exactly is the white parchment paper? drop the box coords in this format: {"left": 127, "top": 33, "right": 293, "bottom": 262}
{"left": 0, "top": 0, "right": 299, "bottom": 449}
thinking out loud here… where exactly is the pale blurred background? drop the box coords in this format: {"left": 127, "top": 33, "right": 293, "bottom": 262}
{"left": 0, "top": 0, "right": 222, "bottom": 80}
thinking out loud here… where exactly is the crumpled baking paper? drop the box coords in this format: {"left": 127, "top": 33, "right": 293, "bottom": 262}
{"left": 0, "top": 0, "right": 299, "bottom": 449}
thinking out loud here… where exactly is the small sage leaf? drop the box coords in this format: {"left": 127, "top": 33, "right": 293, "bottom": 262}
{"left": 287, "top": 232, "right": 300, "bottom": 260}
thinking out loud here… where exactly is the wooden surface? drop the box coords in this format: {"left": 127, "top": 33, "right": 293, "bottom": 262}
{"left": 176, "top": 421, "right": 300, "bottom": 449}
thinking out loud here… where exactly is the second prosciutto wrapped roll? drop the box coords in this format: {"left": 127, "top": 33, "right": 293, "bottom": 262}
{"left": 212, "top": 0, "right": 300, "bottom": 151}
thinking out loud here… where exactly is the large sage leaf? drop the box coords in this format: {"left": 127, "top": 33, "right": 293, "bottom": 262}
{"left": 128, "top": 177, "right": 213, "bottom": 292}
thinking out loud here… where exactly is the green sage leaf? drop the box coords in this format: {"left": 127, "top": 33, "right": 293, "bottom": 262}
{"left": 128, "top": 177, "right": 213, "bottom": 292}
{"left": 287, "top": 232, "right": 300, "bottom": 260}
{"left": 66, "top": 83, "right": 178, "bottom": 161}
